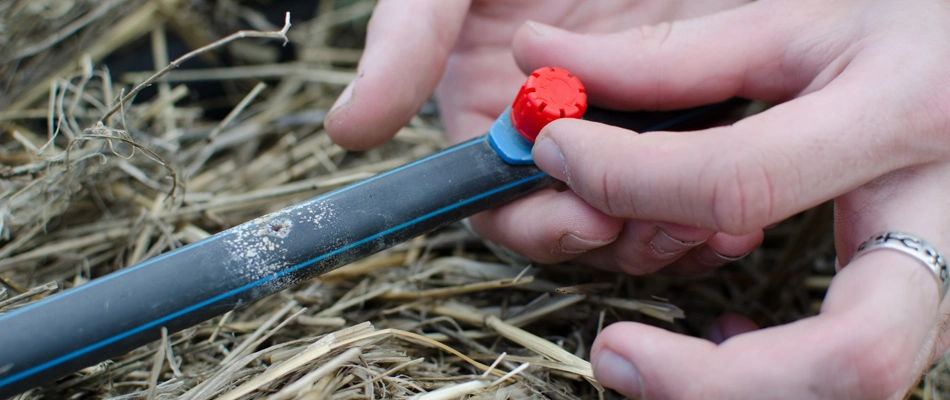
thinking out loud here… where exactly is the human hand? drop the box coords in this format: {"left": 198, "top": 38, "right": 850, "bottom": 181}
{"left": 325, "top": 0, "right": 762, "bottom": 275}
{"left": 511, "top": 0, "right": 950, "bottom": 397}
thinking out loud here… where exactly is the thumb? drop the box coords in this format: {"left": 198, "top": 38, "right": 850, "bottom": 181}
{"left": 531, "top": 92, "right": 909, "bottom": 234}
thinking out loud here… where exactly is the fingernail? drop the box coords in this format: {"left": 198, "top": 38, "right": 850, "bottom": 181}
{"left": 593, "top": 349, "right": 644, "bottom": 398}
{"left": 329, "top": 78, "right": 356, "bottom": 114}
{"left": 533, "top": 137, "right": 567, "bottom": 182}
{"left": 526, "top": 21, "right": 564, "bottom": 37}
{"left": 697, "top": 248, "right": 749, "bottom": 266}
{"left": 650, "top": 230, "right": 704, "bottom": 256}
{"left": 560, "top": 233, "right": 613, "bottom": 254}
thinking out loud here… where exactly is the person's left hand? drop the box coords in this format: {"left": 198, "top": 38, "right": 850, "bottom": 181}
{"left": 510, "top": 0, "right": 950, "bottom": 397}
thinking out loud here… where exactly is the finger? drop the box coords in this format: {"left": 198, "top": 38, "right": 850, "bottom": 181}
{"left": 511, "top": 1, "right": 854, "bottom": 110}
{"left": 663, "top": 231, "right": 763, "bottom": 275}
{"left": 324, "top": 0, "right": 470, "bottom": 150}
{"left": 468, "top": 188, "right": 622, "bottom": 264}
{"left": 436, "top": 0, "right": 750, "bottom": 142}
{"left": 591, "top": 161, "right": 950, "bottom": 399}
{"left": 834, "top": 161, "right": 950, "bottom": 364}
{"left": 592, "top": 250, "right": 942, "bottom": 399}
{"left": 574, "top": 221, "right": 715, "bottom": 275}
{"left": 472, "top": 190, "right": 728, "bottom": 271}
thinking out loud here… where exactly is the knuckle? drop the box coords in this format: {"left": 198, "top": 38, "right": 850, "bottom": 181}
{"left": 708, "top": 157, "right": 776, "bottom": 234}
{"left": 587, "top": 160, "right": 636, "bottom": 218}
{"left": 917, "top": 83, "right": 950, "bottom": 155}
{"left": 630, "top": 22, "right": 675, "bottom": 107}
{"left": 632, "top": 21, "right": 674, "bottom": 48}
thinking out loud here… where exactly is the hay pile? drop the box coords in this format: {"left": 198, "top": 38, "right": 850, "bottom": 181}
{"left": 1, "top": 1, "right": 948, "bottom": 399}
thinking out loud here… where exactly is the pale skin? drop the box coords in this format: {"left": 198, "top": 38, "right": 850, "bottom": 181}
{"left": 325, "top": 0, "right": 950, "bottom": 398}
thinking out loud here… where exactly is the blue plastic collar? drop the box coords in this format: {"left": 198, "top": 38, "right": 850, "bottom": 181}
{"left": 488, "top": 106, "right": 535, "bottom": 165}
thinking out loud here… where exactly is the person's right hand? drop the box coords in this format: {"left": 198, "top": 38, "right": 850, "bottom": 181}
{"left": 515, "top": 0, "right": 950, "bottom": 397}
{"left": 324, "top": 0, "right": 763, "bottom": 274}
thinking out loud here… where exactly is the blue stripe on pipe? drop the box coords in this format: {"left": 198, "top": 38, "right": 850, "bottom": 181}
{"left": 0, "top": 137, "right": 486, "bottom": 321}
{"left": 0, "top": 170, "right": 549, "bottom": 390}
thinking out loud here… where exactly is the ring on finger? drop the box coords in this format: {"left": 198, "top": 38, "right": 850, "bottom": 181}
{"left": 847, "top": 231, "right": 949, "bottom": 298}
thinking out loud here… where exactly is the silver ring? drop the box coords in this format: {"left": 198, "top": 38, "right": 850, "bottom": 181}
{"left": 851, "top": 231, "right": 949, "bottom": 298}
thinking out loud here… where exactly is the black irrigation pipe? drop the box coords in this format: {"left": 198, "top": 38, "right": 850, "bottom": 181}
{"left": 0, "top": 94, "right": 748, "bottom": 397}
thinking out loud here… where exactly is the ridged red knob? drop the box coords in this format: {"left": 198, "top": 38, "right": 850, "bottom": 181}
{"left": 510, "top": 67, "right": 587, "bottom": 143}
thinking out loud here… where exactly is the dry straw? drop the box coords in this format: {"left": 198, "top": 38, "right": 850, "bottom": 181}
{"left": 0, "top": 1, "right": 945, "bottom": 399}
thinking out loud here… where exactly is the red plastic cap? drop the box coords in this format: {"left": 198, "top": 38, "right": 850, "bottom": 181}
{"left": 510, "top": 67, "right": 587, "bottom": 143}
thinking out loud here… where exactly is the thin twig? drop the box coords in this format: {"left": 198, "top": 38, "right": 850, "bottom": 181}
{"left": 100, "top": 12, "right": 291, "bottom": 122}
